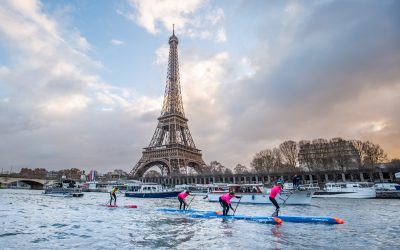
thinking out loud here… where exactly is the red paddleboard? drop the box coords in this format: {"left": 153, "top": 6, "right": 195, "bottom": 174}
{"left": 124, "top": 205, "right": 138, "bottom": 208}
{"left": 105, "top": 204, "right": 118, "bottom": 208}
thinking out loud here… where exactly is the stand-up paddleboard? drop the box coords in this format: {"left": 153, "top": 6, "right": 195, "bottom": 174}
{"left": 158, "top": 208, "right": 344, "bottom": 224}
{"left": 190, "top": 213, "right": 343, "bottom": 224}
{"left": 277, "top": 216, "right": 344, "bottom": 224}
{"left": 102, "top": 204, "right": 138, "bottom": 208}
{"left": 190, "top": 212, "right": 282, "bottom": 224}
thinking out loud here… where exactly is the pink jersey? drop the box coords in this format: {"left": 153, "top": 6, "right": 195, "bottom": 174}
{"left": 178, "top": 191, "right": 189, "bottom": 199}
{"left": 269, "top": 185, "right": 282, "bottom": 198}
{"left": 220, "top": 193, "right": 235, "bottom": 204}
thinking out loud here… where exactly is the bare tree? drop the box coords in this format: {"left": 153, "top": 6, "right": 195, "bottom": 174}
{"left": 234, "top": 164, "right": 249, "bottom": 174}
{"left": 330, "top": 138, "right": 353, "bottom": 172}
{"left": 298, "top": 140, "right": 315, "bottom": 171}
{"left": 363, "top": 141, "right": 388, "bottom": 168}
{"left": 206, "top": 161, "right": 232, "bottom": 175}
{"left": 250, "top": 153, "right": 265, "bottom": 173}
{"left": 279, "top": 140, "right": 298, "bottom": 169}
{"left": 272, "top": 147, "right": 283, "bottom": 172}
{"left": 351, "top": 140, "right": 366, "bottom": 168}
{"left": 250, "top": 149, "right": 275, "bottom": 174}
{"left": 301, "top": 146, "right": 316, "bottom": 172}
{"left": 224, "top": 168, "right": 233, "bottom": 175}
{"left": 312, "top": 139, "right": 333, "bottom": 171}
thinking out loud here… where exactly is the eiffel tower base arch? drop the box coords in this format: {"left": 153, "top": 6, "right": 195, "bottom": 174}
{"left": 131, "top": 147, "right": 206, "bottom": 178}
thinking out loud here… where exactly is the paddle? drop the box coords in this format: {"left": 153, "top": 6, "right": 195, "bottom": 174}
{"left": 232, "top": 196, "right": 242, "bottom": 216}
{"left": 281, "top": 191, "right": 294, "bottom": 206}
{"left": 185, "top": 196, "right": 196, "bottom": 210}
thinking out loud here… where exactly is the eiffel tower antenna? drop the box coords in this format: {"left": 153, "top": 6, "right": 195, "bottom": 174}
{"left": 131, "top": 29, "right": 206, "bottom": 178}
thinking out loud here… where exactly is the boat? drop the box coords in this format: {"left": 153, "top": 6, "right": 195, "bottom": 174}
{"left": 206, "top": 183, "right": 314, "bottom": 205}
{"left": 43, "top": 180, "right": 84, "bottom": 197}
{"left": 81, "top": 181, "right": 109, "bottom": 192}
{"left": 313, "top": 182, "right": 376, "bottom": 198}
{"left": 158, "top": 208, "right": 344, "bottom": 224}
{"left": 297, "top": 183, "right": 321, "bottom": 191}
{"left": 375, "top": 183, "right": 400, "bottom": 198}
{"left": 125, "top": 182, "right": 180, "bottom": 198}
{"left": 374, "top": 183, "right": 400, "bottom": 191}
{"left": 174, "top": 184, "right": 211, "bottom": 196}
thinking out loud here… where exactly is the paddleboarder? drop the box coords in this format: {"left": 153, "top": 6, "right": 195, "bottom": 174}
{"left": 219, "top": 191, "right": 240, "bottom": 216}
{"left": 109, "top": 186, "right": 122, "bottom": 206}
{"left": 292, "top": 174, "right": 300, "bottom": 189}
{"left": 269, "top": 180, "right": 284, "bottom": 216}
{"left": 178, "top": 190, "right": 190, "bottom": 210}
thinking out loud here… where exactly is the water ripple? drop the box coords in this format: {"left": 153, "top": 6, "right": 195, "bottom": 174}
{"left": 1, "top": 189, "right": 400, "bottom": 249}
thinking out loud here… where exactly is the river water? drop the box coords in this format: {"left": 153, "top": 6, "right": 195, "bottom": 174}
{"left": 0, "top": 189, "right": 399, "bottom": 249}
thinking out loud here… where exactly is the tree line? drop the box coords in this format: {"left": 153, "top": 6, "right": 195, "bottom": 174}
{"left": 247, "top": 138, "right": 394, "bottom": 174}
{"left": 203, "top": 138, "right": 399, "bottom": 175}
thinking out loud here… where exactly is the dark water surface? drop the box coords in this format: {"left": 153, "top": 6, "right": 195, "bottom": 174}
{"left": 1, "top": 189, "right": 399, "bottom": 249}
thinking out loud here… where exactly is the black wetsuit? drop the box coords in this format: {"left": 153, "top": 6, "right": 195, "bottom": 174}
{"left": 110, "top": 188, "right": 118, "bottom": 205}
{"left": 219, "top": 197, "right": 233, "bottom": 216}
{"left": 178, "top": 197, "right": 186, "bottom": 210}
{"left": 292, "top": 176, "right": 300, "bottom": 189}
{"left": 269, "top": 197, "right": 280, "bottom": 215}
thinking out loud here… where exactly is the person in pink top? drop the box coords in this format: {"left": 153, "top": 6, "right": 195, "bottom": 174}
{"left": 269, "top": 180, "right": 284, "bottom": 216}
{"left": 177, "top": 190, "right": 190, "bottom": 210}
{"left": 219, "top": 191, "right": 240, "bottom": 216}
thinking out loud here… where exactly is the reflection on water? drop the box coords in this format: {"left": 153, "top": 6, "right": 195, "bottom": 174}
{"left": 271, "top": 224, "right": 283, "bottom": 238}
{"left": 0, "top": 189, "right": 400, "bottom": 249}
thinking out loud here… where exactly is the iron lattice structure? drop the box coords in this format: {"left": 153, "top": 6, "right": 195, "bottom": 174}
{"left": 131, "top": 28, "right": 206, "bottom": 178}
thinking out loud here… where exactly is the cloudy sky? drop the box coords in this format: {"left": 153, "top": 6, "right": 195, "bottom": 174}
{"left": 0, "top": 0, "right": 399, "bottom": 173}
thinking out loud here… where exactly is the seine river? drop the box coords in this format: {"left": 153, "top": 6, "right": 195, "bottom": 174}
{"left": 0, "top": 189, "right": 399, "bottom": 249}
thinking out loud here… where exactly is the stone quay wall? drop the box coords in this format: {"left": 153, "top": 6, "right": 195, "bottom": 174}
{"left": 139, "top": 168, "right": 399, "bottom": 187}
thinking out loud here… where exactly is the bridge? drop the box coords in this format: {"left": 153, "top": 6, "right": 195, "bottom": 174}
{"left": 0, "top": 176, "right": 53, "bottom": 189}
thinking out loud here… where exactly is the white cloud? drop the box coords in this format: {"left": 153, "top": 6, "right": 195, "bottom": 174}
{"left": 110, "top": 39, "right": 125, "bottom": 45}
{"left": 125, "top": 0, "right": 203, "bottom": 34}
{"left": 284, "top": 1, "right": 303, "bottom": 17}
{"left": 0, "top": 0, "right": 163, "bottom": 171}
{"left": 216, "top": 28, "right": 226, "bottom": 43}
{"left": 154, "top": 45, "right": 169, "bottom": 65}
{"left": 0, "top": 66, "right": 10, "bottom": 76}
{"left": 41, "top": 94, "right": 91, "bottom": 115}
{"left": 122, "top": 0, "right": 226, "bottom": 42}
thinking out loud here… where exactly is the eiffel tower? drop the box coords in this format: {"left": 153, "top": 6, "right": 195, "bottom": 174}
{"left": 131, "top": 27, "right": 206, "bottom": 178}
